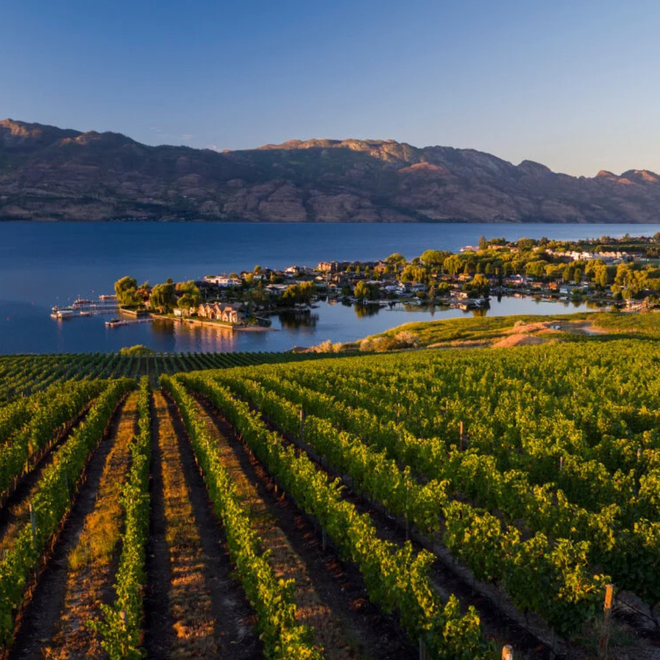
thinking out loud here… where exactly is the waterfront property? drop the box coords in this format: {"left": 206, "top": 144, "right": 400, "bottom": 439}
{"left": 196, "top": 302, "right": 246, "bottom": 324}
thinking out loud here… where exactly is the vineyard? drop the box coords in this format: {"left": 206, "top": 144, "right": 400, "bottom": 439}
{"left": 0, "top": 340, "right": 659, "bottom": 659}
{"left": 0, "top": 351, "right": 327, "bottom": 403}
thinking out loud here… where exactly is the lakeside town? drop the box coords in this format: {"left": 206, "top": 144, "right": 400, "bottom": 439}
{"left": 50, "top": 233, "right": 660, "bottom": 334}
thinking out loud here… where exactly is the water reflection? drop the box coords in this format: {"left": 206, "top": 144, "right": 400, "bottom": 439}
{"left": 354, "top": 304, "right": 381, "bottom": 318}
{"left": 278, "top": 310, "right": 320, "bottom": 330}
{"left": 0, "top": 295, "right": 609, "bottom": 355}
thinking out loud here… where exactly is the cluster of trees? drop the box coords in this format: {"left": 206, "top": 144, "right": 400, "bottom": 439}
{"left": 281, "top": 281, "right": 315, "bottom": 305}
{"left": 114, "top": 277, "right": 149, "bottom": 307}
{"left": 377, "top": 238, "right": 660, "bottom": 301}
{"left": 114, "top": 277, "right": 202, "bottom": 314}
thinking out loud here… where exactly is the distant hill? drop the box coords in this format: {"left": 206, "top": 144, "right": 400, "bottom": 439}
{"left": 1, "top": 118, "right": 660, "bottom": 223}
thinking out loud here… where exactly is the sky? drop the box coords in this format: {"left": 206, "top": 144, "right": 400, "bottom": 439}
{"left": 1, "top": 0, "right": 659, "bottom": 176}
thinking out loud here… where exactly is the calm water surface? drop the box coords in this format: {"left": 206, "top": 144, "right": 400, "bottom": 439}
{"left": 0, "top": 221, "right": 651, "bottom": 354}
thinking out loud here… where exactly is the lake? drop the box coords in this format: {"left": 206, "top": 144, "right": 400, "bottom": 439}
{"left": 0, "top": 221, "right": 653, "bottom": 354}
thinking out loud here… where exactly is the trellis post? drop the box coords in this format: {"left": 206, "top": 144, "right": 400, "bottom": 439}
{"left": 598, "top": 583, "right": 614, "bottom": 659}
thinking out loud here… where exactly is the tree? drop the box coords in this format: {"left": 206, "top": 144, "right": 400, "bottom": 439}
{"left": 525, "top": 261, "right": 547, "bottom": 279}
{"left": 594, "top": 265, "right": 609, "bottom": 289}
{"left": 119, "top": 344, "right": 155, "bottom": 356}
{"left": 114, "top": 276, "right": 140, "bottom": 306}
{"left": 150, "top": 282, "right": 176, "bottom": 313}
{"left": 479, "top": 235, "right": 488, "bottom": 251}
{"left": 615, "top": 263, "right": 633, "bottom": 287}
{"left": 463, "top": 273, "right": 490, "bottom": 297}
{"left": 443, "top": 255, "right": 463, "bottom": 276}
{"left": 177, "top": 281, "right": 202, "bottom": 314}
{"left": 420, "top": 249, "right": 448, "bottom": 269}
{"left": 517, "top": 238, "right": 536, "bottom": 250}
{"left": 354, "top": 280, "right": 370, "bottom": 301}
{"left": 386, "top": 253, "right": 406, "bottom": 265}
{"left": 282, "top": 281, "right": 316, "bottom": 305}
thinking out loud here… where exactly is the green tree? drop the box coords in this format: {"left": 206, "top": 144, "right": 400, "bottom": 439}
{"left": 386, "top": 252, "right": 406, "bottom": 265}
{"left": 468, "top": 273, "right": 491, "bottom": 296}
{"left": 282, "top": 281, "right": 316, "bottom": 305}
{"left": 176, "top": 281, "right": 202, "bottom": 314}
{"left": 354, "top": 280, "right": 370, "bottom": 300}
{"left": 114, "top": 276, "right": 140, "bottom": 306}
{"left": 420, "top": 249, "right": 448, "bottom": 269}
{"left": 150, "top": 282, "right": 176, "bottom": 313}
{"left": 615, "top": 263, "right": 633, "bottom": 287}
{"left": 443, "top": 255, "right": 463, "bottom": 276}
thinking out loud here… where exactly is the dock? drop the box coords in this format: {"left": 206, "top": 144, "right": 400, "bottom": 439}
{"left": 105, "top": 317, "right": 153, "bottom": 328}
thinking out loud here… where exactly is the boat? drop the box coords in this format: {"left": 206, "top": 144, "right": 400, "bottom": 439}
{"left": 79, "top": 310, "right": 93, "bottom": 317}
{"left": 72, "top": 297, "right": 94, "bottom": 307}
{"left": 105, "top": 318, "right": 128, "bottom": 327}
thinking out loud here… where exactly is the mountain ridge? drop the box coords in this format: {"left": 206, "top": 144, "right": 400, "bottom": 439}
{"left": 1, "top": 118, "right": 659, "bottom": 223}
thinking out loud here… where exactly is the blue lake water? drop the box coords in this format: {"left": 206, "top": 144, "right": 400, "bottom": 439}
{"left": 0, "top": 221, "right": 653, "bottom": 354}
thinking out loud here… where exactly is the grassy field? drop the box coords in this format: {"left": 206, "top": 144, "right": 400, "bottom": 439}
{"left": 352, "top": 309, "right": 660, "bottom": 349}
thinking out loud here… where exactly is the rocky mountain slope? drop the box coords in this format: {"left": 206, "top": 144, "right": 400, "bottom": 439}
{"left": 1, "top": 118, "right": 659, "bottom": 223}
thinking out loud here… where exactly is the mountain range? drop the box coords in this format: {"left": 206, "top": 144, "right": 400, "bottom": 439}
{"left": 1, "top": 118, "right": 659, "bottom": 223}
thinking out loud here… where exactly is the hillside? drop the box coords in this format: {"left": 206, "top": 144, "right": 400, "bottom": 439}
{"left": 2, "top": 118, "right": 660, "bottom": 222}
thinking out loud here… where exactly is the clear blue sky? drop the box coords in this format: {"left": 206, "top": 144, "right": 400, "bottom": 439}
{"left": 1, "top": 0, "right": 659, "bottom": 176}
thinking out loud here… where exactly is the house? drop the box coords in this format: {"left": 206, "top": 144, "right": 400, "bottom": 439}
{"left": 204, "top": 275, "right": 242, "bottom": 288}
{"left": 318, "top": 261, "right": 339, "bottom": 273}
{"left": 197, "top": 302, "right": 246, "bottom": 324}
{"left": 265, "top": 284, "right": 290, "bottom": 297}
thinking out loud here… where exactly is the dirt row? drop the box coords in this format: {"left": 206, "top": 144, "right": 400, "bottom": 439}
{"left": 188, "top": 393, "right": 414, "bottom": 659}
{"left": 7, "top": 395, "right": 135, "bottom": 659}
{"left": 231, "top": 386, "right": 660, "bottom": 660}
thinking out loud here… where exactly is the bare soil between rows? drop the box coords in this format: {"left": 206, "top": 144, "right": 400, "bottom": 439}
{"left": 195, "top": 393, "right": 419, "bottom": 660}
{"left": 7, "top": 397, "right": 128, "bottom": 660}
{"left": 142, "top": 391, "right": 262, "bottom": 660}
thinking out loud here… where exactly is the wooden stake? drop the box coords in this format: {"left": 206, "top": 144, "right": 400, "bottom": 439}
{"left": 502, "top": 646, "right": 513, "bottom": 660}
{"left": 559, "top": 455, "right": 564, "bottom": 472}
{"left": 598, "top": 583, "right": 614, "bottom": 659}
{"left": 29, "top": 504, "right": 36, "bottom": 546}
{"left": 419, "top": 638, "right": 429, "bottom": 660}
{"left": 459, "top": 421, "right": 465, "bottom": 450}
{"left": 299, "top": 409, "right": 305, "bottom": 441}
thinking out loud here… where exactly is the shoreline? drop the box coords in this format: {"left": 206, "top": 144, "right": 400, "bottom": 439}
{"left": 150, "top": 314, "right": 276, "bottom": 332}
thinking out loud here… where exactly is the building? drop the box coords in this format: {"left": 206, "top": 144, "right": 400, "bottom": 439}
{"left": 204, "top": 275, "right": 242, "bottom": 288}
{"left": 197, "top": 302, "right": 246, "bottom": 323}
{"left": 317, "top": 261, "right": 339, "bottom": 273}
